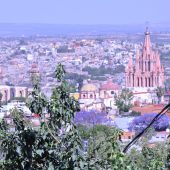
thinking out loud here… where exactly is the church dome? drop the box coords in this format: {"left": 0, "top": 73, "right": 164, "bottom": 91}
{"left": 81, "top": 83, "right": 98, "bottom": 92}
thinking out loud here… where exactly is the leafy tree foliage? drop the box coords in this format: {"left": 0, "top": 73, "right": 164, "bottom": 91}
{"left": 114, "top": 88, "right": 133, "bottom": 113}
{"left": 129, "top": 113, "right": 169, "bottom": 132}
{"left": 82, "top": 65, "right": 125, "bottom": 77}
{"left": 74, "top": 110, "right": 108, "bottom": 126}
{"left": 128, "top": 144, "right": 168, "bottom": 170}
{"left": 0, "top": 63, "right": 129, "bottom": 170}
{"left": 0, "top": 63, "right": 84, "bottom": 169}
{"left": 156, "top": 87, "right": 164, "bottom": 104}
{"left": 0, "top": 63, "right": 169, "bottom": 169}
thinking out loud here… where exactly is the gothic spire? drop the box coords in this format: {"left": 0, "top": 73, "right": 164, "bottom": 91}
{"left": 128, "top": 54, "right": 133, "bottom": 67}
{"left": 143, "top": 27, "right": 152, "bottom": 55}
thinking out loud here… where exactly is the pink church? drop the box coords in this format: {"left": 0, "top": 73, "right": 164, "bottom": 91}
{"left": 125, "top": 28, "right": 164, "bottom": 88}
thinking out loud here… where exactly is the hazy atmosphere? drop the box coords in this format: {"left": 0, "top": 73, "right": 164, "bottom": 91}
{"left": 0, "top": 0, "right": 169, "bottom": 24}
{"left": 0, "top": 1, "right": 170, "bottom": 169}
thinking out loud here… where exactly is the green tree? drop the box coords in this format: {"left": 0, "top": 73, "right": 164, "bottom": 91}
{"left": 128, "top": 144, "right": 168, "bottom": 170}
{"left": 1, "top": 63, "right": 165, "bottom": 169}
{"left": 0, "top": 63, "right": 84, "bottom": 169}
{"left": 114, "top": 88, "right": 133, "bottom": 113}
{"left": 156, "top": 86, "right": 164, "bottom": 104}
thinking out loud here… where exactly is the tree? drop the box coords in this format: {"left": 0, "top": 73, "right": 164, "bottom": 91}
{"left": 0, "top": 63, "right": 85, "bottom": 169}
{"left": 129, "top": 113, "right": 169, "bottom": 132}
{"left": 156, "top": 87, "right": 164, "bottom": 104}
{"left": 114, "top": 88, "right": 133, "bottom": 113}
{"left": 1, "top": 63, "right": 167, "bottom": 169}
{"left": 127, "top": 144, "right": 168, "bottom": 170}
{"left": 0, "top": 63, "right": 130, "bottom": 169}
{"left": 74, "top": 109, "right": 108, "bottom": 126}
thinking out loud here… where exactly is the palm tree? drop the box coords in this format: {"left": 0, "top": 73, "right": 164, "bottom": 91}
{"left": 156, "top": 87, "right": 164, "bottom": 104}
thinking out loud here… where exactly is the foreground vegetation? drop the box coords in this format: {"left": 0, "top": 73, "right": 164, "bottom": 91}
{"left": 0, "top": 63, "right": 169, "bottom": 169}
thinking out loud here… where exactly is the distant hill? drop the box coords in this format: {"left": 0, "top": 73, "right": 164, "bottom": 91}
{"left": 0, "top": 23, "right": 170, "bottom": 37}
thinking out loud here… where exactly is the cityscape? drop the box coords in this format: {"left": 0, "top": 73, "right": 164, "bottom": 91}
{"left": 0, "top": 0, "right": 170, "bottom": 169}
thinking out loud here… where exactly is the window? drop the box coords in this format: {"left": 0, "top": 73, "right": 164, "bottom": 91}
{"left": 148, "top": 61, "right": 150, "bottom": 71}
{"left": 137, "top": 77, "right": 139, "bottom": 87}
{"left": 20, "top": 91, "right": 23, "bottom": 97}
{"left": 111, "top": 91, "right": 114, "bottom": 94}
{"left": 145, "top": 78, "right": 147, "bottom": 87}
{"left": 90, "top": 94, "right": 93, "bottom": 98}
{"left": 4, "top": 90, "right": 7, "bottom": 103}
{"left": 148, "top": 77, "right": 151, "bottom": 87}
{"left": 145, "top": 61, "right": 147, "bottom": 71}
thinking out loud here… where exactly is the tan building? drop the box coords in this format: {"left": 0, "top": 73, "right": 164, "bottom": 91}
{"left": 0, "top": 85, "right": 28, "bottom": 103}
{"left": 100, "top": 79, "right": 120, "bottom": 108}
{"left": 15, "top": 86, "right": 28, "bottom": 98}
{"left": 0, "top": 85, "right": 11, "bottom": 103}
{"left": 79, "top": 79, "right": 120, "bottom": 111}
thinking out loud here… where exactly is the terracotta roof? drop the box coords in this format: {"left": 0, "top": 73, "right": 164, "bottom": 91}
{"left": 100, "top": 79, "right": 120, "bottom": 90}
{"left": 132, "top": 104, "right": 167, "bottom": 115}
{"left": 133, "top": 91, "right": 151, "bottom": 95}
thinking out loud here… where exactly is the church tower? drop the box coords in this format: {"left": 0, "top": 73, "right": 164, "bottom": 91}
{"left": 125, "top": 28, "right": 164, "bottom": 89}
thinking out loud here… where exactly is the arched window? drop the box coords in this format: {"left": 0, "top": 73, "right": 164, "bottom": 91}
{"left": 20, "top": 91, "right": 23, "bottom": 97}
{"left": 157, "top": 77, "right": 159, "bottom": 85}
{"left": 142, "top": 61, "right": 144, "bottom": 72}
{"left": 148, "top": 77, "right": 151, "bottom": 87}
{"left": 111, "top": 91, "right": 114, "bottom": 94}
{"left": 90, "top": 94, "right": 93, "bottom": 98}
{"left": 4, "top": 90, "right": 7, "bottom": 103}
{"left": 83, "top": 94, "right": 86, "bottom": 99}
{"left": 148, "top": 61, "right": 150, "bottom": 71}
{"left": 11, "top": 89, "right": 15, "bottom": 99}
{"left": 155, "top": 77, "right": 157, "bottom": 85}
{"left": 145, "top": 61, "right": 147, "bottom": 71}
{"left": 145, "top": 77, "right": 147, "bottom": 87}
{"left": 137, "top": 77, "right": 140, "bottom": 87}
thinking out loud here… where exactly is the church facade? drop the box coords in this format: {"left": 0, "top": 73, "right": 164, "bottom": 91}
{"left": 125, "top": 28, "right": 164, "bottom": 104}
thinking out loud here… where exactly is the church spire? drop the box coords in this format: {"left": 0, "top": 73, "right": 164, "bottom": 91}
{"left": 143, "top": 27, "right": 151, "bottom": 55}
{"left": 125, "top": 54, "right": 133, "bottom": 73}
{"left": 155, "top": 51, "right": 161, "bottom": 71}
{"left": 128, "top": 54, "right": 133, "bottom": 68}
{"left": 125, "top": 28, "right": 164, "bottom": 88}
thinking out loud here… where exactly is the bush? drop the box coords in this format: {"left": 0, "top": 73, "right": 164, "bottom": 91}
{"left": 130, "top": 111, "right": 141, "bottom": 116}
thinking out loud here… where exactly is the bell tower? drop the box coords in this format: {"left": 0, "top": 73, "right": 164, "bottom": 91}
{"left": 125, "top": 28, "right": 164, "bottom": 88}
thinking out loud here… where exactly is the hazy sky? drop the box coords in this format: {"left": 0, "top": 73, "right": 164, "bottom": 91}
{"left": 0, "top": 0, "right": 169, "bottom": 25}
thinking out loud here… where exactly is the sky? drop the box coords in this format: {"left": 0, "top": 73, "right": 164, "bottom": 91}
{"left": 0, "top": 0, "right": 169, "bottom": 25}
